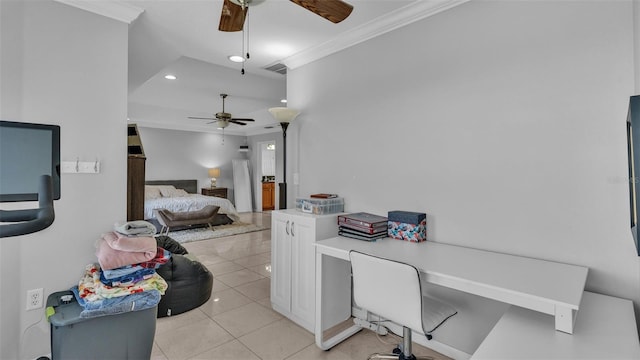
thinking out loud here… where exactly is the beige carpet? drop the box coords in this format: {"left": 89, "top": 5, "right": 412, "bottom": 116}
{"left": 166, "top": 222, "right": 269, "bottom": 243}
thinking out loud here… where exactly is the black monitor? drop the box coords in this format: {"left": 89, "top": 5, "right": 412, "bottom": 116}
{"left": 0, "top": 120, "right": 60, "bottom": 202}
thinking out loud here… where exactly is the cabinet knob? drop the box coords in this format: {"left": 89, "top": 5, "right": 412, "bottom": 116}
{"left": 286, "top": 220, "right": 290, "bottom": 235}
{"left": 291, "top": 222, "right": 295, "bottom": 237}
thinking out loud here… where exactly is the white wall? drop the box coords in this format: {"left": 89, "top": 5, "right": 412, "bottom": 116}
{"left": 288, "top": 0, "right": 639, "bottom": 355}
{"left": 0, "top": 1, "right": 128, "bottom": 358}
{"left": 139, "top": 126, "right": 249, "bottom": 205}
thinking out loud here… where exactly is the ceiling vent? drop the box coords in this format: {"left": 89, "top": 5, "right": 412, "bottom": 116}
{"left": 264, "top": 63, "right": 287, "bottom": 75}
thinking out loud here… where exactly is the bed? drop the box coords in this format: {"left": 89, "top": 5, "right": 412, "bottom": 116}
{"left": 144, "top": 180, "right": 240, "bottom": 225}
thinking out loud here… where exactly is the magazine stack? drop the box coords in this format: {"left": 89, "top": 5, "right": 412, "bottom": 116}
{"left": 337, "top": 212, "right": 388, "bottom": 241}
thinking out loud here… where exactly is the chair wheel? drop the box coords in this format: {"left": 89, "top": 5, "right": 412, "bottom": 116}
{"left": 393, "top": 347, "right": 401, "bottom": 354}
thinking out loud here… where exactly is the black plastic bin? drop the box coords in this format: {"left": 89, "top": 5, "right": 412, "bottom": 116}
{"left": 46, "top": 290, "right": 157, "bottom": 360}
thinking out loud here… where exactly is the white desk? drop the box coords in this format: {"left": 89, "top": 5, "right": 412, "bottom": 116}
{"left": 314, "top": 236, "right": 589, "bottom": 350}
{"left": 472, "top": 291, "right": 640, "bottom": 359}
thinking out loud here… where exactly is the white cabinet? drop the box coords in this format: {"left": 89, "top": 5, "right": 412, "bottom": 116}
{"left": 271, "top": 209, "right": 340, "bottom": 333}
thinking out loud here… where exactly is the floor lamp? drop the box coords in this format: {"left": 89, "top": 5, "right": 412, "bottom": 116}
{"left": 268, "top": 107, "right": 300, "bottom": 209}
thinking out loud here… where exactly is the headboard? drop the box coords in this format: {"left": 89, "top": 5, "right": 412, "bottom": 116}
{"left": 145, "top": 179, "right": 198, "bottom": 194}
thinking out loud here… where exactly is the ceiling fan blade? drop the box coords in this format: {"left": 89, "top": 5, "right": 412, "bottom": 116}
{"left": 189, "top": 116, "right": 216, "bottom": 120}
{"left": 290, "top": 0, "right": 353, "bottom": 24}
{"left": 229, "top": 120, "right": 248, "bottom": 125}
{"left": 219, "top": 0, "right": 247, "bottom": 32}
{"left": 230, "top": 118, "right": 255, "bottom": 122}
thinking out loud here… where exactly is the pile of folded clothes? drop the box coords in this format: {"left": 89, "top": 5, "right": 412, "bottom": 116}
{"left": 71, "top": 220, "right": 169, "bottom": 318}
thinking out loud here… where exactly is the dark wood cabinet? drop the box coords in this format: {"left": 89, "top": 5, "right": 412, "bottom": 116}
{"left": 127, "top": 124, "right": 146, "bottom": 221}
{"left": 202, "top": 187, "right": 227, "bottom": 199}
{"left": 262, "top": 182, "right": 275, "bottom": 211}
{"left": 127, "top": 156, "right": 145, "bottom": 220}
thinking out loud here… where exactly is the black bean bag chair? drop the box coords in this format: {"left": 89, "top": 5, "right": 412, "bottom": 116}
{"left": 155, "top": 236, "right": 213, "bottom": 317}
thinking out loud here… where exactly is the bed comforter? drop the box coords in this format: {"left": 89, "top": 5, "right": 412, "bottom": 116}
{"left": 144, "top": 194, "right": 241, "bottom": 222}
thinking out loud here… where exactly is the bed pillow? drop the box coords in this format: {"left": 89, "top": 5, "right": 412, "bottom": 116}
{"left": 145, "top": 186, "right": 162, "bottom": 200}
{"left": 159, "top": 186, "right": 189, "bottom": 198}
{"left": 154, "top": 185, "right": 177, "bottom": 197}
{"left": 173, "top": 189, "right": 190, "bottom": 197}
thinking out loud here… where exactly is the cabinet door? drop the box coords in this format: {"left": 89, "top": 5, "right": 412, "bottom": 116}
{"left": 267, "top": 184, "right": 274, "bottom": 209}
{"left": 290, "top": 216, "right": 316, "bottom": 330}
{"left": 271, "top": 213, "right": 291, "bottom": 311}
{"left": 262, "top": 184, "right": 274, "bottom": 210}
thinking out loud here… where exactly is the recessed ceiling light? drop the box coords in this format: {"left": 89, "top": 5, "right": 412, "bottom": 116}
{"left": 228, "top": 55, "right": 245, "bottom": 63}
{"left": 164, "top": 74, "right": 177, "bottom": 80}
{"left": 280, "top": 99, "right": 287, "bottom": 103}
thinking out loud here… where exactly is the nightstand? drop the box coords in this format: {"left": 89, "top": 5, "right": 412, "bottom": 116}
{"left": 201, "top": 187, "right": 227, "bottom": 199}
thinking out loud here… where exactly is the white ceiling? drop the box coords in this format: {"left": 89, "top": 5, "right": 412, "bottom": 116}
{"left": 56, "top": 0, "right": 468, "bottom": 136}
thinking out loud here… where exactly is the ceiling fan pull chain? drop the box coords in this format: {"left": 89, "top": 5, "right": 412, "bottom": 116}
{"left": 241, "top": 19, "right": 246, "bottom": 75}
{"left": 245, "top": 10, "right": 250, "bottom": 60}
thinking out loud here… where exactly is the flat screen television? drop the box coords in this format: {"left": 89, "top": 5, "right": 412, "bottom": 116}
{"left": 0, "top": 120, "right": 60, "bottom": 202}
{"left": 627, "top": 96, "right": 640, "bottom": 256}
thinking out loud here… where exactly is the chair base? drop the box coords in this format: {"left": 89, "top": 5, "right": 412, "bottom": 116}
{"left": 368, "top": 353, "right": 434, "bottom": 360}
{"left": 367, "top": 327, "right": 435, "bottom": 360}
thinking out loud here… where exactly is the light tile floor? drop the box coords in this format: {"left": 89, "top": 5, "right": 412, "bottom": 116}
{"left": 151, "top": 212, "right": 450, "bottom": 360}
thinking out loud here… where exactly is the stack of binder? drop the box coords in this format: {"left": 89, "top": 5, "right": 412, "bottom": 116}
{"left": 338, "top": 212, "right": 388, "bottom": 241}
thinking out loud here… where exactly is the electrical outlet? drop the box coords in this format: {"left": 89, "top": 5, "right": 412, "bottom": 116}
{"left": 26, "top": 288, "right": 44, "bottom": 311}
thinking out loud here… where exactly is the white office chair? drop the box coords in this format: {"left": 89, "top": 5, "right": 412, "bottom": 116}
{"left": 350, "top": 251, "right": 457, "bottom": 360}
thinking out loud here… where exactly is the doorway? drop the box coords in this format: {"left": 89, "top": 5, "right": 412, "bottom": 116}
{"left": 258, "top": 141, "right": 276, "bottom": 211}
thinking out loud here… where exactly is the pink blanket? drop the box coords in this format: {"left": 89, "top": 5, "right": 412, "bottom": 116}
{"left": 95, "top": 237, "right": 157, "bottom": 270}
{"left": 102, "top": 232, "right": 156, "bottom": 253}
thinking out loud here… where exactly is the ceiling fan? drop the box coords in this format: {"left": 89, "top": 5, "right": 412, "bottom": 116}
{"left": 188, "top": 93, "right": 255, "bottom": 129}
{"left": 219, "top": 0, "right": 354, "bottom": 32}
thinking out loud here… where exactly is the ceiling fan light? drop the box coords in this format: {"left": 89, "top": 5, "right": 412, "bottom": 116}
{"left": 268, "top": 107, "right": 300, "bottom": 123}
{"left": 228, "top": 55, "right": 245, "bottom": 63}
{"left": 229, "top": 0, "right": 266, "bottom": 7}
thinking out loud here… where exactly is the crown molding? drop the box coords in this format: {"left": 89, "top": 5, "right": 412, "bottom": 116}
{"left": 282, "top": 0, "right": 470, "bottom": 70}
{"left": 54, "top": 0, "right": 144, "bottom": 24}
